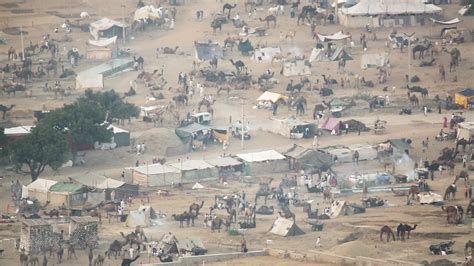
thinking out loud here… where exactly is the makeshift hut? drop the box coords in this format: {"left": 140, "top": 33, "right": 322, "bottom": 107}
{"left": 194, "top": 41, "right": 223, "bottom": 61}
{"left": 339, "top": 0, "right": 442, "bottom": 28}
{"left": 456, "top": 122, "right": 474, "bottom": 141}
{"left": 86, "top": 36, "right": 117, "bottom": 60}
{"left": 283, "top": 60, "right": 311, "bottom": 77}
{"left": 25, "top": 178, "right": 58, "bottom": 203}
{"left": 284, "top": 144, "right": 334, "bottom": 171}
{"left": 176, "top": 238, "right": 205, "bottom": 255}
{"left": 256, "top": 91, "right": 288, "bottom": 105}
{"left": 315, "top": 31, "right": 352, "bottom": 42}
{"left": 108, "top": 125, "right": 130, "bottom": 147}
{"left": 89, "top": 18, "right": 126, "bottom": 40}
{"left": 20, "top": 219, "right": 54, "bottom": 253}
{"left": 269, "top": 218, "right": 305, "bottom": 237}
{"left": 454, "top": 88, "right": 474, "bottom": 109}
{"left": 236, "top": 150, "right": 287, "bottom": 175}
{"left": 175, "top": 123, "right": 211, "bottom": 148}
{"left": 320, "top": 117, "right": 341, "bottom": 133}
{"left": 129, "top": 163, "right": 182, "bottom": 187}
{"left": 330, "top": 200, "right": 354, "bottom": 217}
{"left": 157, "top": 233, "right": 179, "bottom": 254}
{"left": 252, "top": 47, "right": 281, "bottom": 63}
{"left": 49, "top": 182, "right": 88, "bottom": 208}
{"left": 125, "top": 206, "right": 157, "bottom": 228}
{"left": 205, "top": 157, "right": 243, "bottom": 177}
{"left": 168, "top": 160, "right": 218, "bottom": 183}
{"left": 265, "top": 117, "right": 315, "bottom": 139}
{"left": 361, "top": 53, "right": 390, "bottom": 69}
{"left": 68, "top": 216, "right": 99, "bottom": 248}
{"left": 320, "top": 145, "right": 353, "bottom": 163}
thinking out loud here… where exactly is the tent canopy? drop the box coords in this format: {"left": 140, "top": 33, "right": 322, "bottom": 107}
{"left": 269, "top": 218, "right": 305, "bottom": 236}
{"left": 169, "top": 160, "right": 214, "bottom": 171}
{"left": 88, "top": 36, "right": 117, "bottom": 47}
{"left": 131, "top": 164, "right": 181, "bottom": 175}
{"left": 321, "top": 117, "right": 341, "bottom": 131}
{"left": 457, "top": 88, "right": 474, "bottom": 97}
{"left": 205, "top": 157, "right": 242, "bottom": 167}
{"left": 237, "top": 150, "right": 285, "bottom": 162}
{"left": 430, "top": 17, "right": 461, "bottom": 25}
{"left": 90, "top": 18, "right": 125, "bottom": 40}
{"left": 257, "top": 91, "right": 288, "bottom": 103}
{"left": 4, "top": 126, "right": 34, "bottom": 136}
{"left": 316, "top": 31, "right": 351, "bottom": 42}
{"left": 341, "top": 0, "right": 442, "bottom": 16}
{"left": 27, "top": 178, "right": 58, "bottom": 193}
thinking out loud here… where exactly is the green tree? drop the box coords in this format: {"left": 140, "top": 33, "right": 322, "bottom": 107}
{"left": 10, "top": 124, "right": 69, "bottom": 181}
{"left": 83, "top": 89, "right": 140, "bottom": 123}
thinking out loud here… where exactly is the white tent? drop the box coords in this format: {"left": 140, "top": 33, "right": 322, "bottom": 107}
{"left": 192, "top": 182, "right": 205, "bottom": 190}
{"left": 75, "top": 72, "right": 103, "bottom": 90}
{"left": 257, "top": 91, "right": 288, "bottom": 103}
{"left": 134, "top": 5, "right": 162, "bottom": 21}
{"left": 341, "top": 0, "right": 442, "bottom": 16}
{"left": 130, "top": 163, "right": 181, "bottom": 187}
{"left": 4, "top": 126, "right": 34, "bottom": 136}
{"left": 26, "top": 178, "right": 58, "bottom": 202}
{"left": 237, "top": 150, "right": 285, "bottom": 162}
{"left": 361, "top": 53, "right": 389, "bottom": 69}
{"left": 283, "top": 61, "right": 311, "bottom": 77}
{"left": 309, "top": 48, "right": 326, "bottom": 63}
{"left": 88, "top": 36, "right": 117, "bottom": 47}
{"left": 418, "top": 192, "right": 443, "bottom": 205}
{"left": 269, "top": 218, "right": 305, "bottom": 237}
{"left": 316, "top": 31, "right": 351, "bottom": 42}
{"left": 252, "top": 47, "right": 281, "bottom": 63}
{"left": 125, "top": 210, "right": 151, "bottom": 227}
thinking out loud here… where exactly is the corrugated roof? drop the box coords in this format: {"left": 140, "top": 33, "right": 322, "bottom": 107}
{"left": 27, "top": 178, "right": 58, "bottom": 193}
{"left": 4, "top": 126, "right": 34, "bottom": 135}
{"left": 205, "top": 157, "right": 242, "bottom": 167}
{"left": 236, "top": 150, "right": 286, "bottom": 162}
{"left": 169, "top": 160, "right": 214, "bottom": 171}
{"left": 49, "top": 182, "right": 84, "bottom": 192}
{"left": 70, "top": 216, "right": 100, "bottom": 223}
{"left": 284, "top": 145, "right": 310, "bottom": 159}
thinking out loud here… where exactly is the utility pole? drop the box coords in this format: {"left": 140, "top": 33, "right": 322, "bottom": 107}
{"left": 403, "top": 32, "right": 415, "bottom": 86}
{"left": 241, "top": 98, "right": 245, "bottom": 149}
{"left": 334, "top": 0, "right": 339, "bottom": 24}
{"left": 121, "top": 0, "right": 126, "bottom": 45}
{"left": 20, "top": 25, "right": 25, "bottom": 61}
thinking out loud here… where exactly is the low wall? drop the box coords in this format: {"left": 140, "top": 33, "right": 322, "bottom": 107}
{"left": 142, "top": 250, "right": 268, "bottom": 266}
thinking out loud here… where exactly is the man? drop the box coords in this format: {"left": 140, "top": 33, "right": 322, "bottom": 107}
{"left": 312, "top": 135, "right": 318, "bottom": 148}
{"left": 240, "top": 236, "right": 247, "bottom": 252}
{"left": 121, "top": 255, "right": 140, "bottom": 266}
{"left": 315, "top": 236, "right": 321, "bottom": 247}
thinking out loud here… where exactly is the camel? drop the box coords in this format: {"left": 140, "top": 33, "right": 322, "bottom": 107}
{"left": 0, "top": 104, "right": 15, "bottom": 120}
{"left": 224, "top": 36, "right": 240, "bottom": 51}
{"left": 20, "top": 252, "right": 28, "bottom": 266}
{"left": 409, "top": 94, "right": 419, "bottom": 106}
{"left": 67, "top": 244, "right": 77, "bottom": 260}
{"left": 268, "top": 5, "right": 284, "bottom": 16}
{"left": 29, "top": 254, "right": 39, "bottom": 266}
{"left": 120, "top": 232, "right": 146, "bottom": 250}
{"left": 226, "top": 207, "right": 237, "bottom": 223}
{"left": 278, "top": 210, "right": 295, "bottom": 221}
{"left": 407, "top": 85, "right": 429, "bottom": 98}
{"left": 172, "top": 211, "right": 195, "bottom": 227}
{"left": 159, "top": 46, "right": 179, "bottom": 54}
{"left": 197, "top": 98, "right": 215, "bottom": 111}
{"left": 443, "top": 184, "right": 457, "bottom": 201}
{"left": 229, "top": 59, "right": 245, "bottom": 73}
{"left": 323, "top": 188, "right": 332, "bottom": 202}
{"left": 211, "top": 20, "right": 223, "bottom": 34}
{"left": 172, "top": 94, "right": 188, "bottom": 106}
{"left": 454, "top": 170, "right": 469, "bottom": 184}
{"left": 222, "top": 3, "right": 237, "bottom": 19}
{"left": 211, "top": 216, "right": 230, "bottom": 232}
{"left": 189, "top": 201, "right": 204, "bottom": 216}
{"left": 259, "top": 15, "right": 277, "bottom": 28}
{"left": 243, "top": 206, "right": 254, "bottom": 223}
{"left": 107, "top": 240, "right": 124, "bottom": 259}
{"left": 465, "top": 240, "right": 474, "bottom": 255}
{"left": 412, "top": 43, "right": 432, "bottom": 59}
{"left": 396, "top": 224, "right": 417, "bottom": 240}
{"left": 380, "top": 225, "right": 396, "bottom": 242}
{"left": 93, "top": 252, "right": 106, "bottom": 266}
{"left": 467, "top": 199, "right": 474, "bottom": 218}
{"left": 46, "top": 59, "right": 58, "bottom": 77}
{"left": 442, "top": 205, "right": 464, "bottom": 224}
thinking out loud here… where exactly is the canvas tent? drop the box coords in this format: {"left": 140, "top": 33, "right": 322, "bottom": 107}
{"left": 331, "top": 200, "right": 353, "bottom": 217}
{"left": 70, "top": 173, "right": 138, "bottom": 200}
{"left": 454, "top": 88, "right": 474, "bottom": 109}
{"left": 205, "top": 157, "right": 243, "bottom": 175}
{"left": 49, "top": 182, "right": 88, "bottom": 208}
{"left": 321, "top": 117, "right": 341, "bottom": 132}
{"left": 169, "top": 160, "right": 218, "bottom": 182}
{"left": 129, "top": 163, "right": 181, "bottom": 187}
{"left": 257, "top": 91, "right": 288, "bottom": 103}
{"left": 310, "top": 48, "right": 353, "bottom": 63}
{"left": 90, "top": 18, "right": 126, "bottom": 40}
{"left": 269, "top": 218, "right": 305, "bottom": 237}
{"left": 195, "top": 41, "right": 223, "bottom": 61}
{"left": 75, "top": 72, "right": 104, "bottom": 90}
{"left": 108, "top": 125, "right": 130, "bottom": 147}
{"left": 456, "top": 122, "right": 474, "bottom": 141}
{"left": 361, "top": 53, "right": 390, "bottom": 69}
{"left": 346, "top": 143, "right": 378, "bottom": 161}
{"left": 315, "top": 31, "right": 351, "bottom": 42}
{"left": 157, "top": 233, "right": 179, "bottom": 254}
{"left": 267, "top": 117, "right": 315, "bottom": 138}
{"left": 320, "top": 145, "right": 353, "bottom": 163}
{"left": 125, "top": 210, "right": 151, "bottom": 227}
{"left": 283, "top": 60, "right": 311, "bottom": 77}
{"left": 285, "top": 144, "right": 333, "bottom": 171}
{"left": 418, "top": 192, "right": 443, "bottom": 205}
{"left": 252, "top": 47, "right": 281, "bottom": 63}
{"left": 25, "top": 178, "right": 58, "bottom": 203}
{"left": 236, "top": 150, "right": 287, "bottom": 175}
{"left": 86, "top": 36, "right": 117, "bottom": 60}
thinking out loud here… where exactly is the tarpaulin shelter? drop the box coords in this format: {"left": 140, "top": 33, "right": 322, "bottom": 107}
{"left": 75, "top": 72, "right": 104, "bottom": 90}
{"left": 346, "top": 143, "right": 378, "bottom": 161}
{"left": 454, "top": 88, "right": 474, "bottom": 109}
{"left": 315, "top": 31, "right": 352, "bottom": 42}
{"left": 309, "top": 48, "right": 353, "bottom": 62}
{"left": 129, "top": 163, "right": 181, "bottom": 187}
{"left": 205, "top": 157, "right": 243, "bottom": 175}
{"left": 266, "top": 116, "right": 315, "bottom": 138}
{"left": 25, "top": 178, "right": 58, "bottom": 203}
{"left": 169, "top": 160, "right": 218, "bottom": 183}
{"left": 194, "top": 41, "right": 223, "bottom": 61}
{"left": 236, "top": 150, "right": 288, "bottom": 175}
{"left": 49, "top": 182, "right": 88, "bottom": 208}
{"left": 75, "top": 58, "right": 134, "bottom": 90}
{"left": 90, "top": 18, "right": 126, "bottom": 40}
{"left": 257, "top": 91, "right": 288, "bottom": 103}
{"left": 252, "top": 47, "right": 281, "bottom": 63}
{"left": 134, "top": 5, "right": 163, "bottom": 21}
{"left": 125, "top": 210, "right": 151, "bottom": 227}
{"left": 107, "top": 125, "right": 130, "bottom": 147}
{"left": 157, "top": 233, "right": 179, "bottom": 254}
{"left": 418, "top": 192, "right": 443, "bottom": 205}
{"left": 320, "top": 145, "right": 353, "bottom": 163}
{"left": 321, "top": 117, "right": 341, "bottom": 132}
{"left": 269, "top": 218, "right": 305, "bottom": 237}
{"left": 329, "top": 47, "right": 353, "bottom": 61}
{"left": 330, "top": 200, "right": 353, "bottom": 217}
{"left": 86, "top": 36, "right": 117, "bottom": 60}
{"left": 361, "top": 53, "right": 390, "bottom": 69}
{"left": 456, "top": 122, "right": 474, "bottom": 141}
{"left": 70, "top": 173, "right": 137, "bottom": 200}
{"left": 283, "top": 60, "right": 311, "bottom": 77}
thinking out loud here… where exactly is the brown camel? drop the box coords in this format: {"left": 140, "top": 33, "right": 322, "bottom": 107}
{"left": 380, "top": 225, "right": 396, "bottom": 242}
{"left": 259, "top": 15, "right": 277, "bottom": 28}
{"left": 454, "top": 170, "right": 469, "bottom": 184}
{"left": 443, "top": 184, "right": 457, "bottom": 201}
{"left": 442, "top": 205, "right": 463, "bottom": 224}
{"left": 396, "top": 224, "right": 417, "bottom": 241}
{"left": 189, "top": 201, "right": 204, "bottom": 216}
{"left": 0, "top": 104, "right": 15, "bottom": 120}
{"left": 323, "top": 188, "right": 332, "bottom": 202}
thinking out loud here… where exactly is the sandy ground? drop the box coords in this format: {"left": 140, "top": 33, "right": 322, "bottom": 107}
{"left": 0, "top": 0, "right": 473, "bottom": 265}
